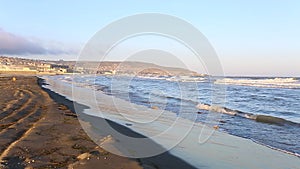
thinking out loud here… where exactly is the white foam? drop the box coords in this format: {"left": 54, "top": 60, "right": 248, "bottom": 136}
{"left": 215, "top": 78, "right": 300, "bottom": 88}
{"left": 196, "top": 103, "right": 237, "bottom": 116}
{"left": 166, "top": 76, "right": 207, "bottom": 82}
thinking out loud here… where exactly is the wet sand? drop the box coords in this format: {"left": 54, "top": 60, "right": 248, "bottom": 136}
{"left": 0, "top": 76, "right": 197, "bottom": 169}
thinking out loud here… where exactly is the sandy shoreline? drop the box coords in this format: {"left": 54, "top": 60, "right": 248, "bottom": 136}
{"left": 40, "top": 78, "right": 197, "bottom": 169}
{"left": 0, "top": 76, "right": 196, "bottom": 169}
{"left": 43, "top": 75, "right": 300, "bottom": 169}
{"left": 1, "top": 75, "right": 299, "bottom": 169}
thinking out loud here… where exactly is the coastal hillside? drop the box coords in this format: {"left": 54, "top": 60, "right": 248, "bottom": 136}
{"left": 72, "top": 61, "right": 205, "bottom": 76}
{"left": 0, "top": 56, "right": 206, "bottom": 76}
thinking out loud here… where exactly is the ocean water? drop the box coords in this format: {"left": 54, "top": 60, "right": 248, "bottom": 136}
{"left": 54, "top": 75, "right": 300, "bottom": 156}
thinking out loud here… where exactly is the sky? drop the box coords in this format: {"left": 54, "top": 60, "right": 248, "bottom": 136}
{"left": 0, "top": 1, "right": 299, "bottom": 76}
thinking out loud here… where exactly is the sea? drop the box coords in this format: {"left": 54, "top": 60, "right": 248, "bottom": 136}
{"left": 50, "top": 75, "right": 300, "bottom": 156}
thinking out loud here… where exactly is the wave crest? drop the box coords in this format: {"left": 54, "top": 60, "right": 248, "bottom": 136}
{"left": 214, "top": 77, "right": 300, "bottom": 89}
{"left": 196, "top": 103, "right": 299, "bottom": 126}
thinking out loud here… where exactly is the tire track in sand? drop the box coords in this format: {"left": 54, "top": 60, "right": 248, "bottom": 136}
{"left": 0, "top": 91, "right": 32, "bottom": 127}
{"left": 0, "top": 87, "right": 44, "bottom": 164}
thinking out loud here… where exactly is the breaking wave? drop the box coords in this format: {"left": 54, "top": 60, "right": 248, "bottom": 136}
{"left": 214, "top": 77, "right": 300, "bottom": 89}
{"left": 196, "top": 103, "right": 299, "bottom": 126}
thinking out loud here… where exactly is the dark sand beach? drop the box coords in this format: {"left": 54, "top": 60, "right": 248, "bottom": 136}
{"left": 0, "top": 76, "right": 197, "bottom": 169}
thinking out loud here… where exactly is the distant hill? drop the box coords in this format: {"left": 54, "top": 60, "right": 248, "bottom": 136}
{"left": 0, "top": 56, "right": 207, "bottom": 76}
{"left": 69, "top": 61, "right": 206, "bottom": 76}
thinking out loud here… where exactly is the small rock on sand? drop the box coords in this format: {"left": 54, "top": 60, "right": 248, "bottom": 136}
{"left": 58, "top": 104, "right": 68, "bottom": 110}
{"left": 25, "top": 166, "right": 33, "bottom": 169}
{"left": 77, "top": 153, "right": 91, "bottom": 160}
{"left": 213, "top": 125, "right": 219, "bottom": 130}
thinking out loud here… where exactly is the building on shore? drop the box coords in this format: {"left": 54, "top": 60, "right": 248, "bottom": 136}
{"left": 37, "top": 63, "right": 51, "bottom": 72}
{"left": 50, "top": 64, "right": 68, "bottom": 74}
{"left": 0, "top": 65, "right": 37, "bottom": 74}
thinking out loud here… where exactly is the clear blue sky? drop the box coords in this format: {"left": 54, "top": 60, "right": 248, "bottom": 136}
{"left": 0, "top": 1, "right": 299, "bottom": 76}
